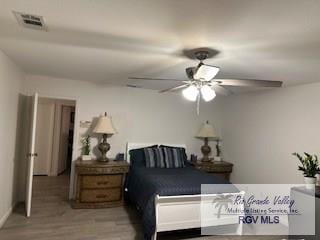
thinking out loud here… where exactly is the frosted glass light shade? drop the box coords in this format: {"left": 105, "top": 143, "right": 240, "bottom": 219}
{"left": 201, "top": 85, "right": 216, "bottom": 102}
{"left": 93, "top": 114, "right": 117, "bottom": 134}
{"left": 196, "top": 121, "right": 216, "bottom": 138}
{"left": 194, "top": 64, "right": 220, "bottom": 81}
{"left": 182, "top": 85, "right": 199, "bottom": 101}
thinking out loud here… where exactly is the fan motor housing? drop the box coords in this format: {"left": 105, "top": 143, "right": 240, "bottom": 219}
{"left": 195, "top": 51, "right": 209, "bottom": 61}
{"left": 183, "top": 47, "right": 219, "bottom": 60}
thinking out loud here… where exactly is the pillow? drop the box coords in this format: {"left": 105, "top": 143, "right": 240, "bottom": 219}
{"left": 129, "top": 145, "right": 157, "bottom": 168}
{"left": 159, "top": 146, "right": 186, "bottom": 168}
{"left": 159, "top": 145, "right": 187, "bottom": 166}
{"left": 144, "top": 147, "right": 165, "bottom": 168}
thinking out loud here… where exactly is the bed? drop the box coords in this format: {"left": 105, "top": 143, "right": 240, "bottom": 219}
{"left": 125, "top": 143, "right": 244, "bottom": 240}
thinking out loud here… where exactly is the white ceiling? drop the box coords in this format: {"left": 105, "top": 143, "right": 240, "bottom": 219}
{"left": 1, "top": 0, "right": 320, "bottom": 91}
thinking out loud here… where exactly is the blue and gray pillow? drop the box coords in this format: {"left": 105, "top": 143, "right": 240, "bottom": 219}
{"left": 129, "top": 145, "right": 157, "bottom": 168}
{"left": 144, "top": 146, "right": 186, "bottom": 168}
{"left": 159, "top": 146, "right": 186, "bottom": 168}
{"left": 144, "top": 147, "right": 166, "bottom": 168}
{"left": 131, "top": 145, "right": 187, "bottom": 168}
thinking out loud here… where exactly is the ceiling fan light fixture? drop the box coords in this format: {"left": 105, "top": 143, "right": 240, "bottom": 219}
{"left": 182, "top": 85, "right": 199, "bottom": 102}
{"left": 194, "top": 64, "right": 220, "bottom": 81}
{"left": 201, "top": 85, "right": 216, "bottom": 102}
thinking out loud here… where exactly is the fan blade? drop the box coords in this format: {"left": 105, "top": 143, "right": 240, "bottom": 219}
{"left": 215, "top": 79, "right": 282, "bottom": 87}
{"left": 209, "top": 84, "right": 233, "bottom": 96}
{"left": 126, "top": 84, "right": 142, "bottom": 88}
{"left": 129, "top": 77, "right": 187, "bottom": 82}
{"left": 159, "top": 84, "right": 189, "bottom": 93}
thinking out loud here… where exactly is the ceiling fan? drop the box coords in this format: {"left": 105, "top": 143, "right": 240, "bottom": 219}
{"left": 128, "top": 48, "right": 283, "bottom": 102}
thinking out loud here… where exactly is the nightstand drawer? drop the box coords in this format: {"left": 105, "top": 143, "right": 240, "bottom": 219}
{"left": 192, "top": 161, "right": 233, "bottom": 182}
{"left": 80, "top": 188, "right": 121, "bottom": 203}
{"left": 73, "top": 160, "right": 129, "bottom": 208}
{"left": 199, "top": 164, "right": 232, "bottom": 173}
{"left": 82, "top": 175, "right": 122, "bottom": 189}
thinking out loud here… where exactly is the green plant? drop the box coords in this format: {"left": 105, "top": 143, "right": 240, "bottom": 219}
{"left": 292, "top": 152, "right": 319, "bottom": 177}
{"left": 81, "top": 135, "right": 91, "bottom": 155}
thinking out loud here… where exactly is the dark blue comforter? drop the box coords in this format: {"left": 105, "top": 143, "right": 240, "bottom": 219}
{"left": 125, "top": 166, "right": 237, "bottom": 239}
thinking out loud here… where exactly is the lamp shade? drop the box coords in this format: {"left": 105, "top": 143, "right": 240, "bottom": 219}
{"left": 93, "top": 114, "right": 117, "bottom": 135}
{"left": 196, "top": 121, "right": 216, "bottom": 139}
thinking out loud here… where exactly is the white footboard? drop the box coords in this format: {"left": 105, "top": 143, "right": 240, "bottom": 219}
{"left": 153, "top": 191, "right": 245, "bottom": 239}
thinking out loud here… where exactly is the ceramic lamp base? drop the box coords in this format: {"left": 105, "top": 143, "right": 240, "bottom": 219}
{"left": 98, "top": 157, "right": 110, "bottom": 162}
{"left": 201, "top": 138, "right": 211, "bottom": 162}
{"left": 97, "top": 134, "right": 110, "bottom": 162}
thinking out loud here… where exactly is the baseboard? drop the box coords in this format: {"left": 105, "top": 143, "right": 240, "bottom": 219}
{"left": 0, "top": 205, "right": 14, "bottom": 228}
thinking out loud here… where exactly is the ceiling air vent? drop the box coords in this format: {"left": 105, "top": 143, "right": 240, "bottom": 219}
{"left": 13, "top": 11, "right": 47, "bottom": 31}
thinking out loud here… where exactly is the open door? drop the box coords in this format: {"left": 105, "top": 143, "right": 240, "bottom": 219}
{"left": 25, "top": 93, "right": 38, "bottom": 217}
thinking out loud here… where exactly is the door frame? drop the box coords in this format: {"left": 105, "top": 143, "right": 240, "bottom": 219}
{"left": 36, "top": 94, "right": 80, "bottom": 200}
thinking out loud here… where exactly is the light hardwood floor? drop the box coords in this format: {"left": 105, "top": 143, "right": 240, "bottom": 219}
{"left": 0, "top": 175, "right": 285, "bottom": 240}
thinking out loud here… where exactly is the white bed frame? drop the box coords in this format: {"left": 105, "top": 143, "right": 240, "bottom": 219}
{"left": 126, "top": 143, "right": 244, "bottom": 240}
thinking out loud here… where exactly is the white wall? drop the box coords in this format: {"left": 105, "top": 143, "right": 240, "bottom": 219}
{"left": 0, "top": 50, "right": 23, "bottom": 226}
{"left": 23, "top": 74, "right": 223, "bottom": 197}
{"left": 222, "top": 83, "right": 320, "bottom": 184}
{"left": 0, "top": 47, "right": 317, "bottom": 222}
{"left": 24, "top": 74, "right": 320, "bottom": 188}
{"left": 23, "top": 75, "right": 223, "bottom": 158}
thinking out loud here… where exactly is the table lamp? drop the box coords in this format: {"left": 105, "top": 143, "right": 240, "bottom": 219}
{"left": 196, "top": 121, "right": 217, "bottom": 162}
{"left": 93, "top": 112, "right": 117, "bottom": 162}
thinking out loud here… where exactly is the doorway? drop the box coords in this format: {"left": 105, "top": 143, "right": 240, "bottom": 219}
{"left": 32, "top": 97, "right": 76, "bottom": 203}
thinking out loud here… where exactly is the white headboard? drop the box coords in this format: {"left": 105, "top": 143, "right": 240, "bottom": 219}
{"left": 126, "top": 142, "right": 187, "bottom": 163}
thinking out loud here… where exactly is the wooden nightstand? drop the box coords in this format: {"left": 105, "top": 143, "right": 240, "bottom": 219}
{"left": 193, "top": 161, "right": 233, "bottom": 181}
{"left": 73, "top": 160, "right": 129, "bottom": 209}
